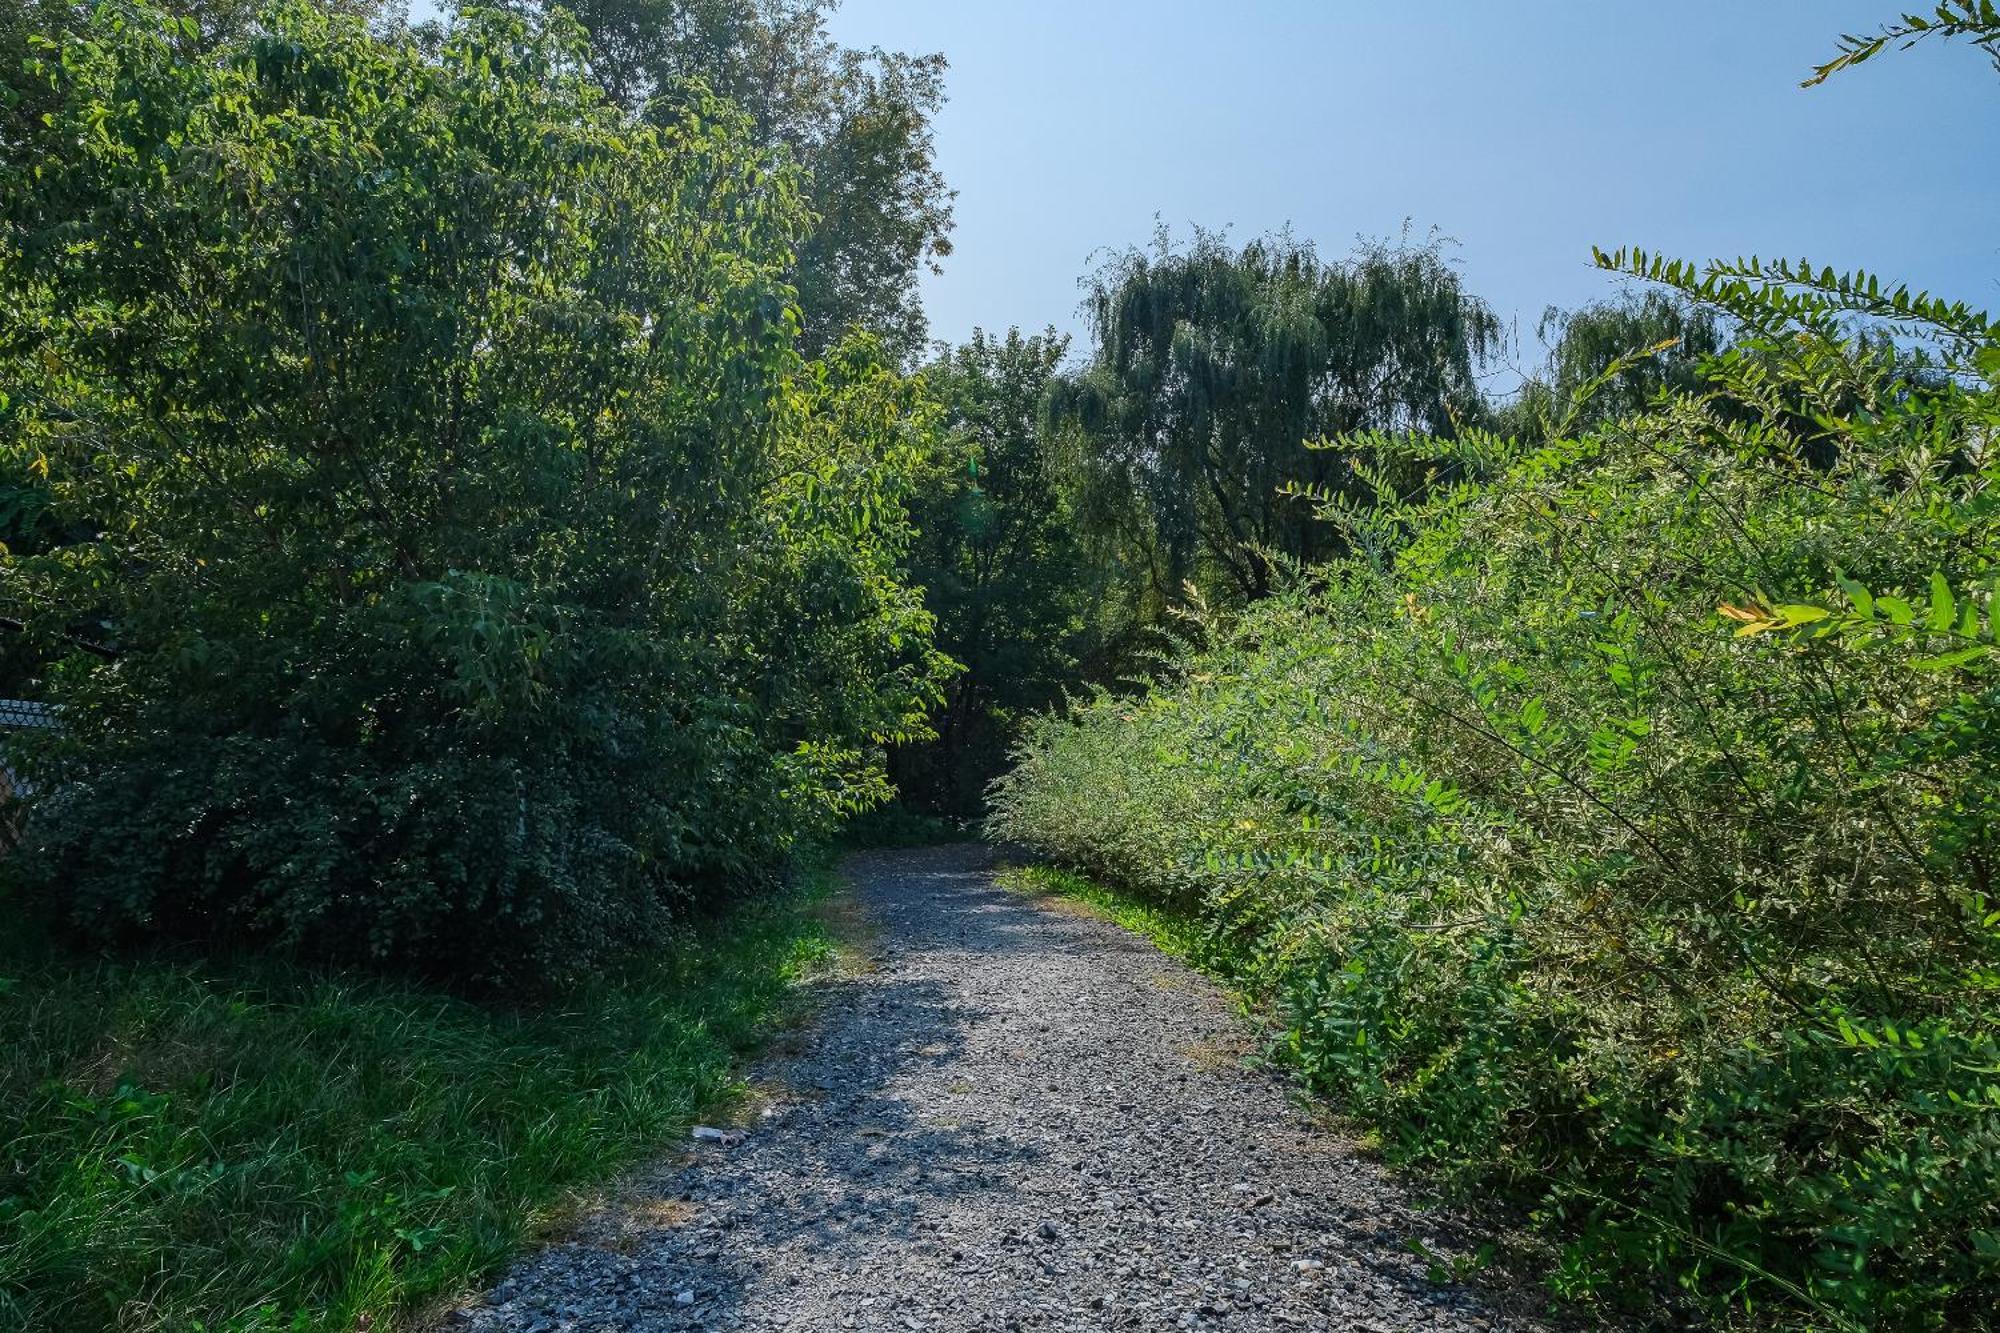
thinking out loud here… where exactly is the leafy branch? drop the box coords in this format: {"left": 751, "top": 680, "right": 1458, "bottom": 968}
{"left": 1804, "top": 2, "right": 2000, "bottom": 86}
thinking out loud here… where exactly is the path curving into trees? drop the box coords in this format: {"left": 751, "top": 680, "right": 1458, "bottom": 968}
{"left": 445, "top": 845, "right": 1551, "bottom": 1333}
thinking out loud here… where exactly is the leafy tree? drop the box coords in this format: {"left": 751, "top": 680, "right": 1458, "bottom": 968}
{"left": 1051, "top": 228, "right": 1502, "bottom": 604}
{"left": 0, "top": 2, "right": 947, "bottom": 983}
{"left": 1499, "top": 290, "right": 1725, "bottom": 438}
{"left": 894, "top": 329, "right": 1090, "bottom": 813}
{"left": 513, "top": 0, "right": 953, "bottom": 361}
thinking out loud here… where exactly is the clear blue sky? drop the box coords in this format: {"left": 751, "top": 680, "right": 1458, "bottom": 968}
{"left": 820, "top": 1, "right": 2000, "bottom": 369}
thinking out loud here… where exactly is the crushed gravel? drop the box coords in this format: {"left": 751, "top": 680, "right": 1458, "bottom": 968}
{"left": 443, "top": 843, "right": 1559, "bottom": 1332}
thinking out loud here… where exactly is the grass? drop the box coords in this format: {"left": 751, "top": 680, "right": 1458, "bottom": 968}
{"left": 995, "top": 862, "right": 1221, "bottom": 973}
{"left": 0, "top": 865, "right": 848, "bottom": 1333}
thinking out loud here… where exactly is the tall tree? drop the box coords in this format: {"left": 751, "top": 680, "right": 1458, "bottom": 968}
{"left": 520, "top": 0, "right": 953, "bottom": 360}
{"left": 1050, "top": 229, "right": 1502, "bottom": 604}
{"left": 1499, "top": 290, "right": 1725, "bottom": 438}
{"left": 0, "top": 2, "right": 947, "bottom": 982}
{"left": 896, "top": 329, "right": 1088, "bottom": 813}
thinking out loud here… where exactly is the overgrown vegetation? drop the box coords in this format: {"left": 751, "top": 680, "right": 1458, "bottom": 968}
{"left": 993, "top": 143, "right": 2000, "bottom": 1333}
{"left": 989, "top": 15, "right": 2000, "bottom": 1326}
{"left": 0, "top": 865, "right": 841, "bottom": 1332}
{"left": 4, "top": 1, "right": 1997, "bottom": 1328}
{"left": 0, "top": 3, "right": 948, "bottom": 983}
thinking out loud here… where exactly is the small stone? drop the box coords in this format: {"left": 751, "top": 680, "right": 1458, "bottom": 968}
{"left": 691, "top": 1125, "right": 745, "bottom": 1147}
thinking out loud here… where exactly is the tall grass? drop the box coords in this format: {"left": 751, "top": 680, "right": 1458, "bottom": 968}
{"left": 0, "top": 871, "right": 839, "bottom": 1332}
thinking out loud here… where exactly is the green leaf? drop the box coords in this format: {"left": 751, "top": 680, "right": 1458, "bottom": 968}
{"left": 1834, "top": 570, "right": 1875, "bottom": 619}
{"left": 1929, "top": 573, "right": 1956, "bottom": 632}
{"left": 1910, "top": 646, "right": 1990, "bottom": 671}
{"left": 1775, "top": 604, "right": 1831, "bottom": 629}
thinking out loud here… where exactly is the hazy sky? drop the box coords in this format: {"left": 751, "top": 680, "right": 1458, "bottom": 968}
{"left": 818, "top": 1, "right": 2000, "bottom": 370}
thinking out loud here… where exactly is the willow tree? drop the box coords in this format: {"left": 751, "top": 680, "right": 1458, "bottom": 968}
{"left": 1498, "top": 291, "right": 1726, "bottom": 441}
{"left": 1051, "top": 229, "right": 1502, "bottom": 604}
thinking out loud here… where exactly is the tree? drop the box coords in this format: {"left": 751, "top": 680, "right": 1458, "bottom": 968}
{"left": 516, "top": 0, "right": 953, "bottom": 361}
{"left": 895, "top": 329, "right": 1089, "bottom": 813}
{"left": 1490, "top": 290, "right": 1726, "bottom": 443}
{"left": 186, "top": 0, "right": 405, "bottom": 41}
{"left": 1050, "top": 228, "right": 1502, "bottom": 604}
{"left": 0, "top": 2, "right": 947, "bottom": 983}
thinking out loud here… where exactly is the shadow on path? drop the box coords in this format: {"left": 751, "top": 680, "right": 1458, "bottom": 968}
{"left": 446, "top": 844, "right": 1559, "bottom": 1333}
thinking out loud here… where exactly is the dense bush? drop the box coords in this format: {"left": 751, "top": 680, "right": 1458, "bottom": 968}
{"left": 992, "top": 254, "right": 2000, "bottom": 1326}
{"left": 0, "top": 3, "right": 949, "bottom": 983}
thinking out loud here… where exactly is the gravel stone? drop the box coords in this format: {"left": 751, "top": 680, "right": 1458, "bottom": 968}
{"left": 443, "top": 844, "right": 1559, "bottom": 1332}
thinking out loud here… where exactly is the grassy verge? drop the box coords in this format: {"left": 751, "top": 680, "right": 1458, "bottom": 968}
{"left": 0, "top": 865, "right": 847, "bottom": 1333}
{"left": 995, "top": 863, "right": 1220, "bottom": 972}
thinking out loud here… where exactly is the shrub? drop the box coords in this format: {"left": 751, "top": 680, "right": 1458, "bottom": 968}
{"left": 0, "top": 3, "right": 949, "bottom": 983}
{"left": 992, "top": 262, "right": 2000, "bottom": 1327}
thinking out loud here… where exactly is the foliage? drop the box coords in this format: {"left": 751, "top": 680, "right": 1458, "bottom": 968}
{"left": 511, "top": 0, "right": 954, "bottom": 361}
{"left": 1501, "top": 291, "right": 1725, "bottom": 440}
{"left": 1048, "top": 228, "right": 1502, "bottom": 605}
{"left": 993, "top": 231, "right": 2000, "bottom": 1325}
{"left": 0, "top": 863, "right": 841, "bottom": 1333}
{"left": 0, "top": 3, "right": 948, "bottom": 983}
{"left": 892, "top": 328, "right": 1095, "bottom": 813}
{"left": 1805, "top": 1, "right": 2000, "bottom": 85}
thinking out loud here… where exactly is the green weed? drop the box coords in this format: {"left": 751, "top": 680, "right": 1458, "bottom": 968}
{"left": 0, "top": 869, "right": 841, "bottom": 1332}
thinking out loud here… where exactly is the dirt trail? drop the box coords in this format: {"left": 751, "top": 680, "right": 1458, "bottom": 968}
{"left": 445, "top": 844, "right": 1553, "bottom": 1332}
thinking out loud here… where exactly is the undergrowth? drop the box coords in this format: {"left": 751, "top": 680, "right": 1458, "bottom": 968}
{"left": 0, "top": 865, "right": 843, "bottom": 1333}
{"left": 990, "top": 254, "right": 2000, "bottom": 1329}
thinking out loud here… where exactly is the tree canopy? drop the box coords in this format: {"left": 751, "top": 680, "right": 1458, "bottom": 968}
{"left": 0, "top": 1, "right": 947, "bottom": 982}
{"left": 514, "top": 0, "right": 954, "bottom": 361}
{"left": 1050, "top": 230, "right": 1503, "bottom": 604}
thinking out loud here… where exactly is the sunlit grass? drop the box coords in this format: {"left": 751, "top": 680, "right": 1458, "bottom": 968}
{"left": 996, "top": 862, "right": 1225, "bottom": 976}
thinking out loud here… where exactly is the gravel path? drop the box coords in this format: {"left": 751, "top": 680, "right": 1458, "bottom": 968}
{"left": 445, "top": 844, "right": 1555, "bottom": 1333}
